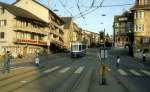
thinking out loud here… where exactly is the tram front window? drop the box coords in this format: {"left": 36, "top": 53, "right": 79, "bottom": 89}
{"left": 71, "top": 45, "right": 78, "bottom": 51}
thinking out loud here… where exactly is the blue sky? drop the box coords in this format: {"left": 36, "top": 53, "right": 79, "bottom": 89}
{"left": 1, "top": 0, "right": 135, "bottom": 35}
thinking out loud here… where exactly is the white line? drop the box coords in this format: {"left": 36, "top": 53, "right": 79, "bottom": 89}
{"left": 11, "top": 67, "right": 25, "bottom": 70}
{"left": 74, "top": 66, "right": 85, "bottom": 74}
{"left": 59, "top": 67, "right": 70, "bottom": 73}
{"left": 0, "top": 67, "right": 25, "bottom": 70}
{"left": 141, "top": 70, "right": 150, "bottom": 76}
{"left": 117, "top": 69, "right": 128, "bottom": 76}
{"left": 129, "top": 69, "right": 142, "bottom": 76}
{"left": 20, "top": 80, "right": 27, "bottom": 83}
{"left": 43, "top": 66, "right": 60, "bottom": 74}
{"left": 107, "top": 68, "right": 111, "bottom": 71}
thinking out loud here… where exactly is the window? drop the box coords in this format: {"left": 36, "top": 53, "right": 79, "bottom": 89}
{"left": 134, "top": 12, "right": 137, "bottom": 19}
{"left": 141, "top": 11, "right": 144, "bottom": 18}
{"left": 0, "top": 32, "right": 5, "bottom": 39}
{"left": 31, "top": 34, "right": 35, "bottom": 39}
{"left": 126, "top": 37, "right": 129, "bottom": 42}
{"left": 115, "top": 23, "right": 119, "bottom": 27}
{"left": 141, "top": 38, "right": 150, "bottom": 44}
{"left": 120, "top": 22, "right": 126, "bottom": 28}
{"left": 0, "top": 20, "right": 7, "bottom": 26}
{"left": 0, "top": 7, "right": 5, "bottom": 14}
{"left": 134, "top": 24, "right": 144, "bottom": 32}
{"left": 134, "top": 11, "right": 144, "bottom": 19}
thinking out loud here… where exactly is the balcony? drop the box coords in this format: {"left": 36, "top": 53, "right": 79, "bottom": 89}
{"left": 49, "top": 21, "right": 64, "bottom": 32}
{"left": 13, "top": 26, "right": 47, "bottom": 35}
{"left": 13, "top": 38, "right": 47, "bottom": 46}
{"left": 51, "top": 31, "right": 62, "bottom": 37}
{"left": 51, "top": 38, "right": 63, "bottom": 48}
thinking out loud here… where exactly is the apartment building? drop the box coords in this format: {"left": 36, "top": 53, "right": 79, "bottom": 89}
{"left": 131, "top": 0, "right": 150, "bottom": 52}
{"left": 0, "top": 0, "right": 64, "bottom": 57}
{"left": 113, "top": 11, "right": 134, "bottom": 48}
{"left": 62, "top": 17, "right": 82, "bottom": 50}
{"left": 13, "top": 0, "right": 64, "bottom": 53}
{"left": 82, "top": 31, "right": 99, "bottom": 47}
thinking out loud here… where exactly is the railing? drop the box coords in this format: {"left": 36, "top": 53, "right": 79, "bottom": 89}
{"left": 13, "top": 38, "right": 47, "bottom": 46}
{"left": 51, "top": 38, "right": 63, "bottom": 47}
{"left": 14, "top": 26, "right": 47, "bottom": 35}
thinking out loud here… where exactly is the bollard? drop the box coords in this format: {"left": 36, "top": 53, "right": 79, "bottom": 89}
{"left": 100, "top": 64, "right": 107, "bottom": 85}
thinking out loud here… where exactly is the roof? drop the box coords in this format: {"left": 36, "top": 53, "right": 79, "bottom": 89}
{"left": 0, "top": 2, "right": 46, "bottom": 23}
{"left": 12, "top": 0, "right": 64, "bottom": 24}
{"left": 61, "top": 17, "right": 73, "bottom": 29}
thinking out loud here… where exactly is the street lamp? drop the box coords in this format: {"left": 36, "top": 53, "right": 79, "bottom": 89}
{"left": 129, "top": 30, "right": 134, "bottom": 57}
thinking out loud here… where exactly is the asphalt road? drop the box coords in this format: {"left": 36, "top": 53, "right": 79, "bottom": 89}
{"left": 0, "top": 48, "right": 150, "bottom": 92}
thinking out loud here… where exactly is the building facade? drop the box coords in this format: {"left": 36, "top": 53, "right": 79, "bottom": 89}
{"left": 113, "top": 11, "right": 134, "bottom": 48}
{"left": 131, "top": 0, "right": 150, "bottom": 52}
{"left": 0, "top": 0, "right": 64, "bottom": 57}
{"left": 62, "top": 17, "right": 82, "bottom": 50}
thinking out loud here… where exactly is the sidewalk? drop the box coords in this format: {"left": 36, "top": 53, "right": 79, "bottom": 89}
{"left": 134, "top": 52, "right": 150, "bottom": 67}
{"left": 0, "top": 53, "right": 66, "bottom": 69}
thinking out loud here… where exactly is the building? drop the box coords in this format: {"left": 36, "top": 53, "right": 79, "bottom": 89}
{"left": 13, "top": 0, "right": 64, "bottom": 53}
{"left": 0, "top": 0, "right": 64, "bottom": 57}
{"left": 113, "top": 11, "right": 134, "bottom": 48}
{"left": 62, "top": 17, "right": 82, "bottom": 50}
{"left": 131, "top": 0, "right": 150, "bottom": 52}
{"left": 81, "top": 30, "right": 99, "bottom": 47}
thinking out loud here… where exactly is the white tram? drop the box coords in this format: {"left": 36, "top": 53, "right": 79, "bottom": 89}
{"left": 70, "top": 42, "right": 87, "bottom": 58}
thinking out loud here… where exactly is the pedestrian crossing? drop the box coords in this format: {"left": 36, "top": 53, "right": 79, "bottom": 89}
{"left": 42, "top": 66, "right": 85, "bottom": 75}
{"left": 117, "top": 68, "right": 150, "bottom": 77}
{"left": 43, "top": 66, "right": 150, "bottom": 77}
{"left": 117, "top": 69, "right": 128, "bottom": 76}
{"left": 74, "top": 66, "right": 85, "bottom": 74}
{"left": 1, "top": 65, "right": 150, "bottom": 77}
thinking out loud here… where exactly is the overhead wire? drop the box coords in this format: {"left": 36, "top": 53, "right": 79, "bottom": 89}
{"left": 75, "top": 0, "right": 88, "bottom": 27}
{"left": 91, "top": 0, "right": 96, "bottom": 8}
{"left": 74, "top": 0, "right": 105, "bottom": 19}
{"left": 58, "top": 0, "right": 73, "bottom": 17}
{"left": 82, "top": 3, "right": 133, "bottom": 8}
{"left": 74, "top": 1, "right": 133, "bottom": 19}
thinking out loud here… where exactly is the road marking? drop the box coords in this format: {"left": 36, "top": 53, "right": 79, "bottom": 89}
{"left": 0, "top": 67, "right": 25, "bottom": 71}
{"left": 129, "top": 69, "right": 142, "bottom": 76}
{"left": 11, "top": 67, "right": 25, "bottom": 70}
{"left": 20, "top": 80, "right": 27, "bottom": 83}
{"left": 74, "top": 66, "right": 85, "bottom": 74}
{"left": 43, "top": 66, "right": 60, "bottom": 74}
{"left": 141, "top": 70, "right": 150, "bottom": 76}
{"left": 117, "top": 69, "right": 128, "bottom": 76}
{"left": 107, "top": 68, "right": 111, "bottom": 71}
{"left": 59, "top": 67, "right": 70, "bottom": 73}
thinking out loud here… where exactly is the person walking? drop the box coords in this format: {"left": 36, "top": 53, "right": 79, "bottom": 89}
{"left": 116, "top": 56, "right": 120, "bottom": 69}
{"left": 35, "top": 50, "right": 40, "bottom": 67}
{"left": 142, "top": 52, "right": 146, "bottom": 62}
{"left": 3, "top": 51, "right": 11, "bottom": 74}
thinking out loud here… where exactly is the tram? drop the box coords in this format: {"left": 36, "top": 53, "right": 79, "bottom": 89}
{"left": 70, "top": 42, "right": 87, "bottom": 58}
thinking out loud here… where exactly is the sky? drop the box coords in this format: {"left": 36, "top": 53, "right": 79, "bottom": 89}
{"left": 1, "top": 0, "right": 135, "bottom": 35}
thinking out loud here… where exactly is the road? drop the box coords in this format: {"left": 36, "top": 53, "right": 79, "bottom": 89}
{"left": 0, "top": 48, "right": 150, "bottom": 92}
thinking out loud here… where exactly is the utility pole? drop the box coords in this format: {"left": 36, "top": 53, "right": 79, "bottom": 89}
{"left": 99, "top": 28, "right": 107, "bottom": 85}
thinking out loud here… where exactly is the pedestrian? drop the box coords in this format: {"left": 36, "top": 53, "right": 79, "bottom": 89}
{"left": 3, "top": 51, "right": 11, "bottom": 74}
{"left": 142, "top": 52, "right": 146, "bottom": 62}
{"left": 35, "top": 56, "right": 40, "bottom": 67}
{"left": 116, "top": 56, "right": 120, "bottom": 69}
{"left": 35, "top": 51, "right": 40, "bottom": 67}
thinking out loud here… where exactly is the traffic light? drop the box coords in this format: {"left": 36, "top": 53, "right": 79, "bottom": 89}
{"left": 100, "top": 32, "right": 104, "bottom": 39}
